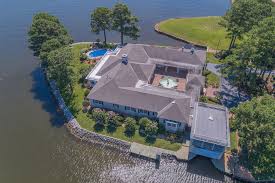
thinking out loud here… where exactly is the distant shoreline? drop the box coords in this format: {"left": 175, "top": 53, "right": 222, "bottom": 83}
{"left": 154, "top": 19, "right": 207, "bottom": 50}
{"left": 154, "top": 16, "right": 229, "bottom": 51}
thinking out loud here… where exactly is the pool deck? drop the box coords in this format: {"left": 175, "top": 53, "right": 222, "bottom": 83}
{"left": 86, "top": 47, "right": 121, "bottom": 81}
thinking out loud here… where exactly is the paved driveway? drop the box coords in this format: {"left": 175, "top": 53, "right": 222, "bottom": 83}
{"left": 206, "top": 63, "right": 250, "bottom": 108}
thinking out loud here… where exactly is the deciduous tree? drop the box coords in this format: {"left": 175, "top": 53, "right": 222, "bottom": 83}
{"left": 223, "top": 17, "right": 275, "bottom": 95}
{"left": 112, "top": 3, "right": 139, "bottom": 45}
{"left": 28, "top": 13, "right": 72, "bottom": 56}
{"left": 124, "top": 117, "right": 136, "bottom": 135}
{"left": 90, "top": 7, "right": 112, "bottom": 44}
{"left": 221, "top": 0, "right": 272, "bottom": 50}
{"left": 47, "top": 47, "right": 75, "bottom": 100}
{"left": 233, "top": 95, "right": 275, "bottom": 180}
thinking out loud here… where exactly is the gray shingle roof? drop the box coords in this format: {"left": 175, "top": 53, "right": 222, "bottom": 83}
{"left": 95, "top": 44, "right": 205, "bottom": 77}
{"left": 87, "top": 43, "right": 207, "bottom": 125}
{"left": 130, "top": 63, "right": 155, "bottom": 82}
{"left": 187, "top": 74, "right": 205, "bottom": 88}
{"left": 158, "top": 98, "right": 191, "bottom": 124}
{"left": 143, "top": 45, "right": 204, "bottom": 65}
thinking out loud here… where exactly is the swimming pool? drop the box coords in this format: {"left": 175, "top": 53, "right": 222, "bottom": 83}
{"left": 89, "top": 49, "right": 108, "bottom": 58}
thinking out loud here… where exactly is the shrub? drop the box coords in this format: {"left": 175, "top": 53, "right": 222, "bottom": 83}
{"left": 166, "top": 133, "right": 177, "bottom": 142}
{"left": 92, "top": 108, "right": 108, "bottom": 125}
{"left": 79, "top": 66, "right": 92, "bottom": 84}
{"left": 112, "top": 115, "right": 124, "bottom": 126}
{"left": 208, "top": 96, "right": 221, "bottom": 104}
{"left": 105, "top": 43, "right": 117, "bottom": 49}
{"left": 176, "top": 130, "right": 183, "bottom": 139}
{"left": 229, "top": 118, "right": 237, "bottom": 131}
{"left": 80, "top": 53, "right": 88, "bottom": 61}
{"left": 139, "top": 117, "right": 150, "bottom": 130}
{"left": 107, "top": 111, "right": 118, "bottom": 126}
{"left": 82, "top": 100, "right": 90, "bottom": 107}
{"left": 124, "top": 117, "right": 136, "bottom": 135}
{"left": 144, "top": 121, "right": 158, "bottom": 137}
{"left": 157, "top": 123, "right": 166, "bottom": 134}
{"left": 200, "top": 96, "right": 208, "bottom": 103}
{"left": 95, "top": 38, "right": 100, "bottom": 43}
{"left": 107, "top": 110, "right": 117, "bottom": 119}
{"left": 80, "top": 48, "right": 89, "bottom": 54}
{"left": 202, "top": 69, "right": 211, "bottom": 76}
{"left": 84, "top": 89, "right": 91, "bottom": 98}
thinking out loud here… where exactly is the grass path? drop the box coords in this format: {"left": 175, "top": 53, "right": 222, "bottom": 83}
{"left": 156, "top": 16, "right": 230, "bottom": 50}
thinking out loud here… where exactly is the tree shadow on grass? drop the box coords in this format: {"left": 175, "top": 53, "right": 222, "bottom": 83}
{"left": 124, "top": 130, "right": 135, "bottom": 138}
{"left": 145, "top": 136, "right": 156, "bottom": 144}
{"left": 93, "top": 123, "right": 104, "bottom": 132}
{"left": 106, "top": 124, "right": 117, "bottom": 134}
{"left": 30, "top": 67, "right": 65, "bottom": 127}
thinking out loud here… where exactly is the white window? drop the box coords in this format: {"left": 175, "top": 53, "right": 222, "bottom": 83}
{"left": 165, "top": 120, "right": 179, "bottom": 132}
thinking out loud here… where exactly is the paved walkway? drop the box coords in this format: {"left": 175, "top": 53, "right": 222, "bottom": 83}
{"left": 205, "top": 86, "right": 219, "bottom": 98}
{"left": 130, "top": 142, "right": 189, "bottom": 161}
{"left": 206, "top": 63, "right": 221, "bottom": 76}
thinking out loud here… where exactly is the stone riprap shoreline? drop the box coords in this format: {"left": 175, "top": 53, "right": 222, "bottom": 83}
{"left": 45, "top": 45, "right": 255, "bottom": 182}
{"left": 48, "top": 80, "right": 131, "bottom": 152}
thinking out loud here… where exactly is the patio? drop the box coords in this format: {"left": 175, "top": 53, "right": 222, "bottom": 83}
{"left": 151, "top": 74, "right": 186, "bottom": 92}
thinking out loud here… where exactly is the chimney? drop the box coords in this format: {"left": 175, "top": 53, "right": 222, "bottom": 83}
{"left": 122, "top": 54, "right": 128, "bottom": 64}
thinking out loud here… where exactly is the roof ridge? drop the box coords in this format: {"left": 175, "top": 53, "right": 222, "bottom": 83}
{"left": 157, "top": 101, "right": 175, "bottom": 115}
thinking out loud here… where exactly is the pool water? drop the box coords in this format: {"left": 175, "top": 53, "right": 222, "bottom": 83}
{"left": 89, "top": 49, "right": 108, "bottom": 58}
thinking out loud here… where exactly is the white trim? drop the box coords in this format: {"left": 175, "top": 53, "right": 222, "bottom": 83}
{"left": 86, "top": 48, "right": 122, "bottom": 81}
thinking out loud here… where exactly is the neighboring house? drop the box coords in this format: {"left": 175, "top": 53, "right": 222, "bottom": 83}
{"left": 86, "top": 43, "right": 230, "bottom": 159}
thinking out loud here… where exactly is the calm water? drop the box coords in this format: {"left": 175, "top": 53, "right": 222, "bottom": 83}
{"left": 0, "top": 0, "right": 231, "bottom": 182}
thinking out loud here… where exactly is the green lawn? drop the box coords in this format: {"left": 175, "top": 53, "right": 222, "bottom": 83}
{"left": 230, "top": 131, "right": 238, "bottom": 151}
{"left": 68, "top": 44, "right": 182, "bottom": 151}
{"left": 157, "top": 16, "right": 230, "bottom": 50}
{"left": 205, "top": 70, "right": 220, "bottom": 88}
{"left": 207, "top": 52, "right": 223, "bottom": 64}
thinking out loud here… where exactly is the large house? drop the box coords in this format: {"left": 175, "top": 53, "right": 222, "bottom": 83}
{"left": 86, "top": 43, "right": 230, "bottom": 159}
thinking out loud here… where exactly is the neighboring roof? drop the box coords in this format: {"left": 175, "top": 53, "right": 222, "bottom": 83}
{"left": 191, "top": 103, "right": 230, "bottom": 147}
